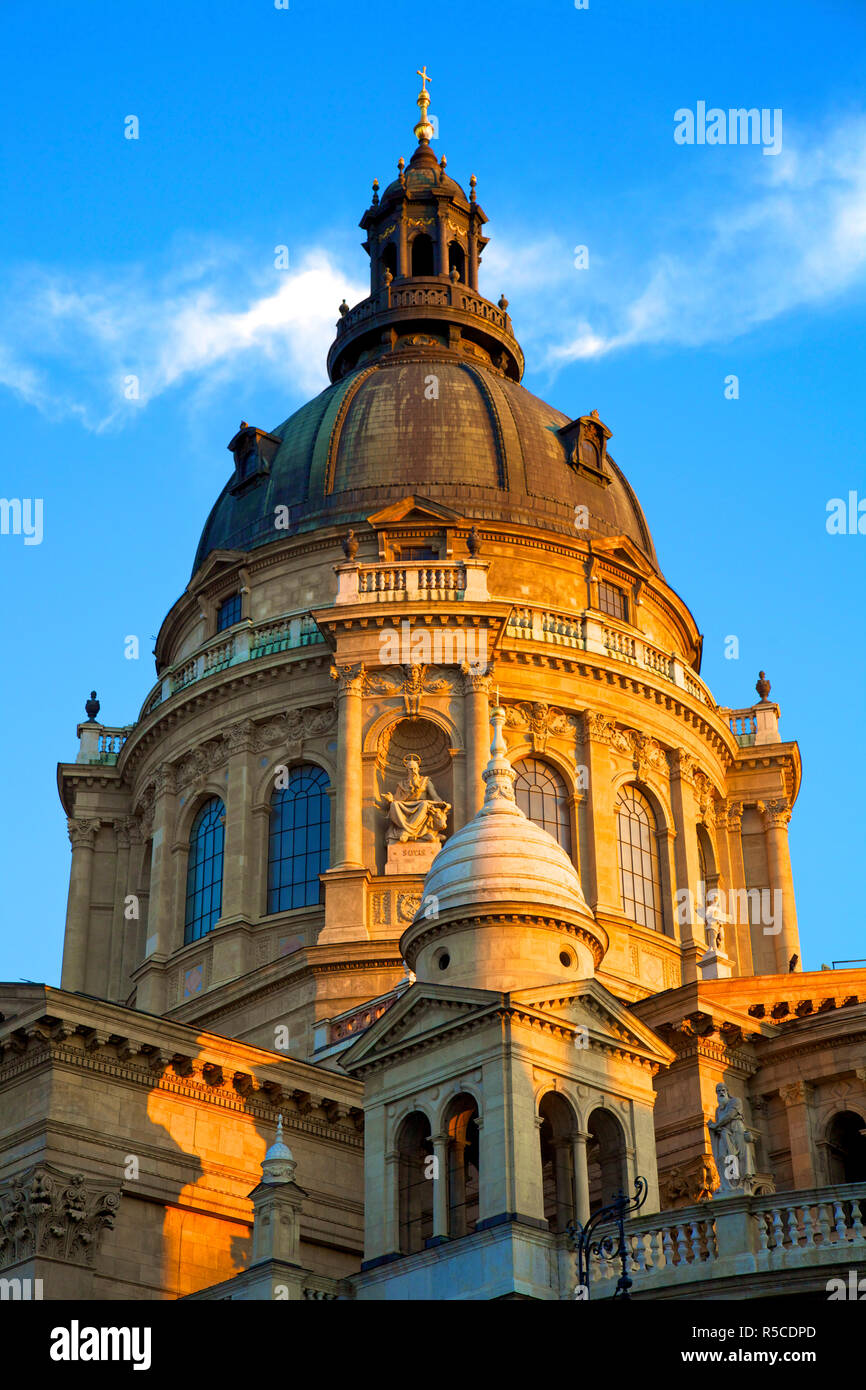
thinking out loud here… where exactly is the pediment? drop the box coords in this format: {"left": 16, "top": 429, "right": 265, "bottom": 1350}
{"left": 366, "top": 496, "right": 465, "bottom": 528}
{"left": 188, "top": 548, "right": 246, "bottom": 591}
{"left": 340, "top": 983, "right": 498, "bottom": 1073}
{"left": 510, "top": 978, "right": 674, "bottom": 1063}
{"left": 589, "top": 535, "right": 654, "bottom": 579}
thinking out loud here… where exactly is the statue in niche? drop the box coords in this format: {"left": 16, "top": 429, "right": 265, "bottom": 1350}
{"left": 707, "top": 1082, "right": 758, "bottom": 1195}
{"left": 383, "top": 755, "right": 450, "bottom": 844}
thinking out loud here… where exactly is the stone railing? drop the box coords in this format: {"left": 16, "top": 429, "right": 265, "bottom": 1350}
{"left": 333, "top": 279, "right": 513, "bottom": 341}
{"left": 75, "top": 725, "right": 132, "bottom": 766}
{"left": 130, "top": 612, "right": 326, "bottom": 729}
{"left": 569, "top": 1183, "right": 866, "bottom": 1299}
{"left": 334, "top": 559, "right": 489, "bottom": 605}
{"left": 504, "top": 605, "right": 714, "bottom": 706}
{"left": 721, "top": 703, "right": 781, "bottom": 748}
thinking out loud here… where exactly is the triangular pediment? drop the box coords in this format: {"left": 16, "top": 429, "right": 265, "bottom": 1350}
{"left": 366, "top": 496, "right": 465, "bottom": 528}
{"left": 188, "top": 548, "right": 246, "bottom": 591}
{"left": 340, "top": 982, "right": 498, "bottom": 1073}
{"left": 510, "top": 978, "right": 674, "bottom": 1064}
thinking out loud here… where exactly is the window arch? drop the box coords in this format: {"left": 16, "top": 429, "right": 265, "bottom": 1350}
{"left": 411, "top": 233, "right": 434, "bottom": 277}
{"left": 616, "top": 785, "right": 663, "bottom": 931}
{"left": 184, "top": 798, "right": 225, "bottom": 944}
{"left": 825, "top": 1111, "right": 866, "bottom": 1183}
{"left": 267, "top": 764, "right": 330, "bottom": 913}
{"left": 444, "top": 1094, "right": 480, "bottom": 1238}
{"left": 397, "top": 1112, "right": 434, "bottom": 1254}
{"left": 539, "top": 1092, "right": 577, "bottom": 1232}
{"left": 586, "top": 1107, "right": 629, "bottom": 1213}
{"left": 382, "top": 241, "right": 397, "bottom": 280}
{"left": 447, "top": 240, "right": 465, "bottom": 281}
{"left": 513, "top": 757, "right": 572, "bottom": 854}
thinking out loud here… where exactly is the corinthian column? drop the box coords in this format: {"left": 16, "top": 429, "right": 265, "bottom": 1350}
{"left": 758, "top": 798, "right": 801, "bottom": 972}
{"left": 461, "top": 665, "right": 492, "bottom": 819}
{"left": 331, "top": 663, "right": 365, "bottom": 869}
{"left": 61, "top": 818, "right": 101, "bottom": 992}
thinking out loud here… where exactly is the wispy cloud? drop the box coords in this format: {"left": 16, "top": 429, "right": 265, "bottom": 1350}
{"left": 1, "top": 115, "right": 863, "bottom": 428}
{"left": 0, "top": 240, "right": 367, "bottom": 431}
{"left": 486, "top": 115, "right": 866, "bottom": 369}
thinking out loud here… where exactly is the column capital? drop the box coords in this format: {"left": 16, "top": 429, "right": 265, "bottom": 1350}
{"left": 330, "top": 661, "right": 365, "bottom": 695}
{"left": 460, "top": 663, "right": 494, "bottom": 695}
{"left": 67, "top": 817, "right": 101, "bottom": 850}
{"left": 153, "top": 762, "right": 177, "bottom": 798}
{"left": 758, "top": 798, "right": 791, "bottom": 829}
{"left": 780, "top": 1080, "right": 811, "bottom": 1108}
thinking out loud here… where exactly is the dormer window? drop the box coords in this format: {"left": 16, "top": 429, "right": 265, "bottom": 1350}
{"left": 558, "top": 410, "right": 612, "bottom": 488}
{"left": 227, "top": 421, "right": 281, "bottom": 495}
{"left": 217, "top": 594, "right": 243, "bottom": 631}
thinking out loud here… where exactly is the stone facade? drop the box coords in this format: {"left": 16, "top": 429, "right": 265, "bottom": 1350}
{"left": 1, "top": 84, "right": 863, "bottom": 1301}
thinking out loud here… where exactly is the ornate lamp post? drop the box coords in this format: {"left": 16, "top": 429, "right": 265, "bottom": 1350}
{"left": 567, "top": 1176, "right": 648, "bottom": 1300}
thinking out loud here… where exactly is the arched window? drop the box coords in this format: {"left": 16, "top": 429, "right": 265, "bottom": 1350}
{"left": 514, "top": 757, "right": 572, "bottom": 855}
{"left": 411, "top": 233, "right": 434, "bottom": 277}
{"left": 397, "top": 1112, "right": 434, "bottom": 1254}
{"left": 616, "top": 785, "right": 663, "bottom": 931}
{"left": 444, "top": 1094, "right": 480, "bottom": 1238}
{"left": 539, "top": 1092, "right": 576, "bottom": 1232}
{"left": 382, "top": 241, "right": 397, "bottom": 279}
{"left": 448, "top": 240, "right": 465, "bottom": 281}
{"left": 825, "top": 1111, "right": 866, "bottom": 1183}
{"left": 267, "top": 765, "right": 330, "bottom": 913}
{"left": 184, "top": 799, "right": 225, "bottom": 944}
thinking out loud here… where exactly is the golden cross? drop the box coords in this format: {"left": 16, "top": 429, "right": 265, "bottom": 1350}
{"left": 416, "top": 66, "right": 432, "bottom": 93}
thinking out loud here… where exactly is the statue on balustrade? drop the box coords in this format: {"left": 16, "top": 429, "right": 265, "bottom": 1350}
{"left": 383, "top": 755, "right": 450, "bottom": 845}
{"left": 707, "top": 1083, "right": 759, "bottom": 1196}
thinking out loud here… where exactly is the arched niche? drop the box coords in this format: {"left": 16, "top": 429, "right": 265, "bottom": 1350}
{"left": 539, "top": 1091, "right": 578, "bottom": 1232}
{"left": 586, "top": 1107, "right": 629, "bottom": 1212}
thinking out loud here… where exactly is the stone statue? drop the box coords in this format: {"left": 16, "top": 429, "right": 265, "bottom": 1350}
{"left": 707, "top": 1083, "right": 758, "bottom": 1195}
{"left": 383, "top": 756, "right": 450, "bottom": 844}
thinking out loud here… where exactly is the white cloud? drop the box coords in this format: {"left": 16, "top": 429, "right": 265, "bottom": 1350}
{"left": 0, "top": 244, "right": 367, "bottom": 431}
{"left": 487, "top": 116, "right": 866, "bottom": 369}
{"left": 0, "top": 114, "right": 863, "bottom": 427}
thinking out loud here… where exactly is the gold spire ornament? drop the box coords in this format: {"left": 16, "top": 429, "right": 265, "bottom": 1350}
{"left": 414, "top": 65, "right": 434, "bottom": 144}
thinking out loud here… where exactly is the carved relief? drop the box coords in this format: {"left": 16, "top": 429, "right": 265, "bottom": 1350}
{"left": 504, "top": 701, "right": 578, "bottom": 753}
{"left": 67, "top": 818, "right": 101, "bottom": 850}
{"left": 659, "top": 1155, "right": 718, "bottom": 1208}
{"left": 0, "top": 1165, "right": 121, "bottom": 1269}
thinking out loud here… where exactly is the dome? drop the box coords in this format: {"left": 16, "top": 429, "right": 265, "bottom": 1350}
{"left": 193, "top": 354, "right": 659, "bottom": 574}
{"left": 400, "top": 704, "right": 608, "bottom": 990}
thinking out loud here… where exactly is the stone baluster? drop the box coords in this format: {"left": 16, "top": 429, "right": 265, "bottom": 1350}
{"left": 815, "top": 1202, "right": 832, "bottom": 1245}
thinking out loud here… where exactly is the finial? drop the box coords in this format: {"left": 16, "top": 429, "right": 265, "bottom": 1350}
{"left": 339, "top": 298, "right": 349, "bottom": 316}
{"left": 755, "top": 670, "right": 771, "bottom": 701}
{"left": 481, "top": 697, "right": 517, "bottom": 804}
{"left": 414, "top": 66, "right": 434, "bottom": 144}
{"left": 469, "top": 174, "right": 477, "bottom": 203}
{"left": 85, "top": 690, "right": 100, "bottom": 722}
{"left": 450, "top": 265, "right": 460, "bottom": 283}
{"left": 383, "top": 267, "right": 393, "bottom": 286}
{"left": 239, "top": 420, "right": 248, "bottom": 430}
{"left": 276, "top": 1114, "right": 284, "bottom": 1144}
{"left": 498, "top": 294, "right": 509, "bottom": 311}
{"left": 341, "top": 528, "right": 359, "bottom": 560}
{"left": 397, "top": 155, "right": 405, "bottom": 187}
{"left": 371, "top": 177, "right": 379, "bottom": 206}
{"left": 466, "top": 525, "right": 481, "bottom": 556}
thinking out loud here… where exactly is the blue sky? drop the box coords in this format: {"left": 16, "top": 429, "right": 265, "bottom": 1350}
{"left": 1, "top": 0, "right": 864, "bottom": 984}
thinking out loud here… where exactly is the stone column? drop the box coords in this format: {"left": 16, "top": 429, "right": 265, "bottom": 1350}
{"left": 61, "top": 818, "right": 101, "bottom": 992}
{"left": 107, "top": 818, "right": 133, "bottom": 1000}
{"left": 431, "top": 1132, "right": 449, "bottom": 1239}
{"left": 668, "top": 750, "right": 704, "bottom": 980}
{"left": 571, "top": 1130, "right": 591, "bottom": 1225}
{"left": 221, "top": 720, "right": 257, "bottom": 922}
{"left": 723, "top": 800, "right": 754, "bottom": 974}
{"left": 331, "top": 664, "right": 365, "bottom": 869}
{"left": 758, "top": 798, "right": 801, "bottom": 972}
{"left": 580, "top": 714, "right": 618, "bottom": 913}
{"left": 552, "top": 1139, "right": 574, "bottom": 1230}
{"left": 462, "top": 667, "right": 491, "bottom": 819}
{"left": 780, "top": 1080, "right": 817, "bottom": 1188}
{"left": 383, "top": 1148, "right": 400, "bottom": 1254}
{"left": 146, "top": 764, "right": 178, "bottom": 958}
